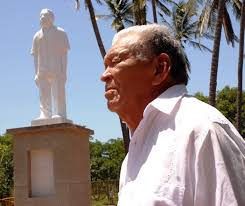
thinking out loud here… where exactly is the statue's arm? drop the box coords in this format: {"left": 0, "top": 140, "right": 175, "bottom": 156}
{"left": 61, "top": 32, "right": 70, "bottom": 82}
{"left": 61, "top": 52, "right": 68, "bottom": 81}
{"left": 33, "top": 55, "right": 38, "bottom": 75}
{"left": 31, "top": 35, "right": 38, "bottom": 75}
{"left": 31, "top": 35, "right": 39, "bottom": 84}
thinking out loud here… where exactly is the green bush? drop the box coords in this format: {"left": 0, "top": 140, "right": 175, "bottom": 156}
{"left": 0, "top": 134, "right": 14, "bottom": 198}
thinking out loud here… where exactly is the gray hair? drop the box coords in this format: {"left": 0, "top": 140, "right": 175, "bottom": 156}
{"left": 112, "top": 24, "right": 190, "bottom": 85}
{"left": 40, "top": 8, "right": 55, "bottom": 22}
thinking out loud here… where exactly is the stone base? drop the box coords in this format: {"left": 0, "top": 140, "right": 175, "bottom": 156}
{"left": 31, "top": 117, "right": 73, "bottom": 126}
{"left": 7, "top": 123, "right": 93, "bottom": 206}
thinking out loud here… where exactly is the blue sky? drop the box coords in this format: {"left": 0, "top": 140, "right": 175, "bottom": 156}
{"left": 0, "top": 0, "right": 243, "bottom": 142}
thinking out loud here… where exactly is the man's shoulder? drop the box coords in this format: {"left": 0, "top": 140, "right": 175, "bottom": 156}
{"left": 33, "top": 29, "right": 42, "bottom": 40}
{"left": 175, "top": 96, "right": 232, "bottom": 135}
{"left": 181, "top": 95, "right": 225, "bottom": 122}
{"left": 179, "top": 95, "right": 243, "bottom": 141}
{"left": 55, "top": 27, "right": 67, "bottom": 35}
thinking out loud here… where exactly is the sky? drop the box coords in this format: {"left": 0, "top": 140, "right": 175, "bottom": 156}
{"left": 0, "top": 0, "right": 243, "bottom": 142}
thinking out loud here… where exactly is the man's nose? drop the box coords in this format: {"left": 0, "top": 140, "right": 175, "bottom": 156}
{"left": 100, "top": 69, "right": 112, "bottom": 82}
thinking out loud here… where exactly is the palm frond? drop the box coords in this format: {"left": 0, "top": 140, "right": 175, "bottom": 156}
{"left": 188, "top": 40, "right": 212, "bottom": 52}
{"left": 207, "top": 7, "right": 218, "bottom": 33}
{"left": 100, "top": 0, "right": 134, "bottom": 31}
{"left": 75, "top": 0, "right": 80, "bottom": 10}
{"left": 84, "top": 0, "right": 103, "bottom": 9}
{"left": 159, "top": 12, "right": 172, "bottom": 28}
{"left": 158, "top": 3, "right": 171, "bottom": 16}
{"left": 227, "top": 0, "right": 242, "bottom": 20}
{"left": 223, "top": 6, "right": 237, "bottom": 46}
{"left": 124, "top": 18, "right": 134, "bottom": 26}
{"left": 197, "top": 0, "right": 212, "bottom": 36}
{"left": 95, "top": 0, "right": 103, "bottom": 5}
{"left": 202, "top": 32, "right": 215, "bottom": 40}
{"left": 95, "top": 14, "right": 113, "bottom": 21}
{"left": 185, "top": 0, "right": 199, "bottom": 13}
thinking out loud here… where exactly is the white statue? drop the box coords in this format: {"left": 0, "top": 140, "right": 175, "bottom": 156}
{"left": 31, "top": 8, "right": 71, "bottom": 126}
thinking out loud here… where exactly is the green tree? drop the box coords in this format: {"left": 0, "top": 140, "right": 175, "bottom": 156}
{"left": 151, "top": 0, "right": 172, "bottom": 23}
{"left": 90, "top": 138, "right": 125, "bottom": 181}
{"left": 162, "top": 1, "right": 212, "bottom": 51}
{"left": 97, "top": 0, "right": 134, "bottom": 32}
{"left": 0, "top": 134, "right": 13, "bottom": 198}
{"left": 160, "top": 1, "right": 211, "bottom": 74}
{"left": 133, "top": 0, "right": 147, "bottom": 25}
{"left": 208, "top": 0, "right": 226, "bottom": 107}
{"left": 194, "top": 91, "right": 208, "bottom": 103}
{"left": 75, "top": 0, "right": 106, "bottom": 57}
{"left": 90, "top": 139, "right": 105, "bottom": 181}
{"left": 196, "top": 0, "right": 241, "bottom": 106}
{"left": 96, "top": 0, "right": 134, "bottom": 153}
{"left": 103, "top": 139, "right": 125, "bottom": 179}
{"left": 75, "top": 0, "right": 131, "bottom": 154}
{"left": 216, "top": 86, "right": 245, "bottom": 136}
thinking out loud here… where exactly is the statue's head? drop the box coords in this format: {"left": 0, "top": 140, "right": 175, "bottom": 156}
{"left": 40, "top": 8, "right": 54, "bottom": 29}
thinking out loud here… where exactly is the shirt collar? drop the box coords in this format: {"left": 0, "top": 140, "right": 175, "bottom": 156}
{"left": 143, "top": 84, "right": 188, "bottom": 116}
{"left": 41, "top": 25, "right": 56, "bottom": 35}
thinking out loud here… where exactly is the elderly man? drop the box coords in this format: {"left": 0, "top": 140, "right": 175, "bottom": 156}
{"left": 101, "top": 24, "right": 245, "bottom": 206}
{"left": 31, "top": 9, "right": 70, "bottom": 121}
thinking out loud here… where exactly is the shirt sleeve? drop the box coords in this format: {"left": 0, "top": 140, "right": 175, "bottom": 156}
{"left": 31, "top": 35, "right": 37, "bottom": 55}
{"left": 62, "top": 32, "right": 70, "bottom": 52}
{"left": 193, "top": 122, "right": 245, "bottom": 206}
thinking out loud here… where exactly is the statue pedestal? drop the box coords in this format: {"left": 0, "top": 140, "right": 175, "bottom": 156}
{"left": 31, "top": 117, "right": 73, "bottom": 126}
{"left": 7, "top": 123, "right": 93, "bottom": 206}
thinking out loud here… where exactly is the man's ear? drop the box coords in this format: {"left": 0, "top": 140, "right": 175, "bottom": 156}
{"left": 152, "top": 53, "right": 171, "bottom": 86}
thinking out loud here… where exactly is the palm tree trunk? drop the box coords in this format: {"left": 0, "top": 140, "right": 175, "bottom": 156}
{"left": 152, "top": 0, "right": 158, "bottom": 23}
{"left": 86, "top": 0, "right": 106, "bottom": 58}
{"left": 119, "top": 119, "right": 130, "bottom": 153}
{"left": 85, "top": 1, "right": 131, "bottom": 152}
{"left": 208, "top": 0, "right": 225, "bottom": 107}
{"left": 236, "top": 0, "right": 245, "bottom": 133}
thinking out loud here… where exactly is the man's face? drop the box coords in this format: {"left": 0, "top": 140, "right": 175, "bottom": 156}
{"left": 40, "top": 11, "right": 53, "bottom": 29}
{"left": 100, "top": 34, "right": 155, "bottom": 119}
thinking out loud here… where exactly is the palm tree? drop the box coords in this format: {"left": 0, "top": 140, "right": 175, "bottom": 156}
{"left": 96, "top": 0, "right": 134, "bottom": 32}
{"left": 196, "top": 0, "right": 241, "bottom": 106}
{"left": 97, "top": 0, "right": 134, "bottom": 153}
{"left": 162, "top": 1, "right": 212, "bottom": 52}
{"left": 151, "top": 0, "right": 172, "bottom": 23}
{"left": 160, "top": 1, "right": 212, "bottom": 71}
{"left": 152, "top": 0, "right": 158, "bottom": 22}
{"left": 75, "top": 0, "right": 106, "bottom": 58}
{"left": 75, "top": 0, "right": 131, "bottom": 153}
{"left": 236, "top": 0, "right": 245, "bottom": 133}
{"left": 133, "top": 0, "right": 147, "bottom": 25}
{"left": 208, "top": 0, "right": 226, "bottom": 106}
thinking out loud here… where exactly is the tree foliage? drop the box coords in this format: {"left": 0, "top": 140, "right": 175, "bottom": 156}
{"left": 97, "top": 0, "right": 134, "bottom": 32}
{"left": 0, "top": 134, "right": 13, "bottom": 198}
{"left": 236, "top": 0, "right": 245, "bottom": 133}
{"left": 161, "top": 0, "right": 212, "bottom": 52}
{"left": 90, "top": 138, "right": 125, "bottom": 181}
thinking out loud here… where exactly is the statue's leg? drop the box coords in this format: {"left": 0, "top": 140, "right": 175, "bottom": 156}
{"left": 39, "top": 77, "right": 52, "bottom": 118}
{"left": 52, "top": 78, "right": 66, "bottom": 118}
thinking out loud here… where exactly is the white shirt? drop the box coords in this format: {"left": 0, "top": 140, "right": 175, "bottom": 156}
{"left": 31, "top": 26, "right": 70, "bottom": 73}
{"left": 118, "top": 84, "right": 245, "bottom": 206}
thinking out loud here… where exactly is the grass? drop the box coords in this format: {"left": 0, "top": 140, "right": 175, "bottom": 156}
{"left": 92, "top": 196, "right": 117, "bottom": 206}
